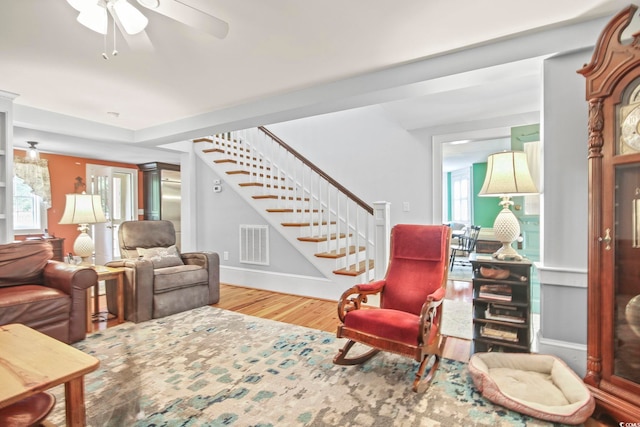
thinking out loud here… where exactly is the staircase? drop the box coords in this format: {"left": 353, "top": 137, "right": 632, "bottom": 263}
{"left": 193, "top": 127, "right": 382, "bottom": 287}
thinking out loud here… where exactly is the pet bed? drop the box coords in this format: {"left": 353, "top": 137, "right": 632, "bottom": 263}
{"left": 468, "top": 352, "right": 595, "bottom": 425}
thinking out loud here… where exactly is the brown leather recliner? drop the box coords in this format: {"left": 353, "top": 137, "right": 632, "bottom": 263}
{"left": 106, "top": 220, "right": 220, "bottom": 323}
{"left": 0, "top": 240, "right": 97, "bottom": 344}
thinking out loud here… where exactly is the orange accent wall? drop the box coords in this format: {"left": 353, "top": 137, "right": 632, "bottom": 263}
{"left": 14, "top": 149, "right": 144, "bottom": 255}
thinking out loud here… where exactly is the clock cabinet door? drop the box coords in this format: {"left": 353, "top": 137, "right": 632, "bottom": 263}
{"left": 613, "top": 164, "right": 640, "bottom": 385}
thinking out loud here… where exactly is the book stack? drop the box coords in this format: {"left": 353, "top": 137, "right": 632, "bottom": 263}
{"left": 484, "top": 303, "right": 526, "bottom": 323}
{"left": 478, "top": 284, "right": 512, "bottom": 301}
{"left": 480, "top": 324, "right": 519, "bottom": 342}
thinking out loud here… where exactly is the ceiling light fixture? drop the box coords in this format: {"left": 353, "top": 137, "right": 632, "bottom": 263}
{"left": 66, "top": 0, "right": 229, "bottom": 49}
{"left": 67, "top": 0, "right": 148, "bottom": 36}
{"left": 25, "top": 141, "right": 40, "bottom": 163}
{"left": 111, "top": 0, "right": 149, "bottom": 35}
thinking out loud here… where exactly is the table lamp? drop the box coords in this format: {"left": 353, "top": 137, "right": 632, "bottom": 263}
{"left": 59, "top": 192, "right": 107, "bottom": 264}
{"left": 478, "top": 151, "right": 538, "bottom": 260}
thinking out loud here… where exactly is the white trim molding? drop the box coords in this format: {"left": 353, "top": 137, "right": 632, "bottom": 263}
{"left": 537, "top": 334, "right": 587, "bottom": 378}
{"left": 535, "top": 263, "right": 587, "bottom": 288}
{"left": 220, "top": 266, "right": 343, "bottom": 301}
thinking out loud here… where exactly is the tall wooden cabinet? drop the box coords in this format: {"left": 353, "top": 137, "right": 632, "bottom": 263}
{"left": 137, "top": 162, "right": 180, "bottom": 221}
{"left": 578, "top": 5, "right": 640, "bottom": 422}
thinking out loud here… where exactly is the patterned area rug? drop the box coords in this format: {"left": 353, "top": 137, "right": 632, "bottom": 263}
{"left": 48, "top": 306, "right": 561, "bottom": 426}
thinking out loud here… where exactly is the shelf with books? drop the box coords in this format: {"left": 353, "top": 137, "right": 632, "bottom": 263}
{"left": 470, "top": 253, "right": 532, "bottom": 354}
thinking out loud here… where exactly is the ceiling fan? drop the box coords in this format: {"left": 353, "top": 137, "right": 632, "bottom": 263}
{"left": 66, "top": 0, "right": 229, "bottom": 53}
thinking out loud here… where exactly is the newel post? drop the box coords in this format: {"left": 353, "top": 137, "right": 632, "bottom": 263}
{"left": 373, "top": 201, "right": 391, "bottom": 280}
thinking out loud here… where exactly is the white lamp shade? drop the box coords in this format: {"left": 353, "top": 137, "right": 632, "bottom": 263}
{"left": 111, "top": 0, "right": 149, "bottom": 34}
{"left": 59, "top": 193, "right": 107, "bottom": 225}
{"left": 479, "top": 151, "right": 538, "bottom": 197}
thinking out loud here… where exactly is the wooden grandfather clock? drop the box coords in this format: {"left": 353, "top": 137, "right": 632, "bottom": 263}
{"left": 579, "top": 5, "right": 640, "bottom": 422}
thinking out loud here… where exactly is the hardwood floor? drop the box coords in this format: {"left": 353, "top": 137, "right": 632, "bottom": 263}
{"left": 213, "top": 280, "right": 474, "bottom": 363}
{"left": 213, "top": 284, "right": 341, "bottom": 333}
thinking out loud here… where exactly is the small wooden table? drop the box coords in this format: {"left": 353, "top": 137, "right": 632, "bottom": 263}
{"left": 0, "top": 324, "right": 99, "bottom": 426}
{"left": 86, "top": 265, "right": 126, "bottom": 332}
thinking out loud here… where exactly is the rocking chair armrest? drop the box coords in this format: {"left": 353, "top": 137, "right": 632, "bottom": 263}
{"left": 337, "top": 280, "right": 386, "bottom": 323}
{"left": 355, "top": 280, "right": 385, "bottom": 294}
{"left": 417, "top": 286, "right": 446, "bottom": 344}
{"left": 427, "top": 286, "right": 446, "bottom": 302}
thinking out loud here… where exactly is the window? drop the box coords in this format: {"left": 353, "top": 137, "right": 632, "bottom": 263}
{"left": 13, "top": 176, "right": 48, "bottom": 234}
{"left": 450, "top": 168, "right": 471, "bottom": 223}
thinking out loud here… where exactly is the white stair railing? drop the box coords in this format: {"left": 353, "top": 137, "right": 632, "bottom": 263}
{"left": 212, "top": 127, "right": 376, "bottom": 276}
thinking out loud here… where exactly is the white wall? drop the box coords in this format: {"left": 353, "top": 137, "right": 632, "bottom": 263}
{"left": 195, "top": 156, "right": 323, "bottom": 279}
{"left": 269, "top": 105, "right": 431, "bottom": 225}
{"left": 537, "top": 49, "right": 591, "bottom": 376}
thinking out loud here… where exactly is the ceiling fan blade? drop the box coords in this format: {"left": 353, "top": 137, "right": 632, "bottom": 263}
{"left": 137, "top": 0, "right": 229, "bottom": 39}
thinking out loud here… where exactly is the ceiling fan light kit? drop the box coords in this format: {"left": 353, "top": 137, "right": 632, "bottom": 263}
{"left": 110, "top": 0, "right": 149, "bottom": 35}
{"left": 77, "top": 3, "right": 108, "bottom": 34}
{"left": 68, "top": 0, "right": 148, "bottom": 36}
{"left": 66, "top": 0, "right": 229, "bottom": 57}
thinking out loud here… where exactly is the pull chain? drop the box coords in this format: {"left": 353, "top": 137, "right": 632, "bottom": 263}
{"left": 102, "top": 30, "right": 108, "bottom": 60}
{"left": 112, "top": 18, "right": 118, "bottom": 56}
{"left": 102, "top": 13, "right": 118, "bottom": 59}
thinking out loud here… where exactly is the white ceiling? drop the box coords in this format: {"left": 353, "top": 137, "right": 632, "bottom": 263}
{"left": 0, "top": 0, "right": 635, "bottom": 164}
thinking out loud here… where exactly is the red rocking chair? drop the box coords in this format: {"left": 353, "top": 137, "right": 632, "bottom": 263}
{"left": 333, "top": 224, "right": 451, "bottom": 392}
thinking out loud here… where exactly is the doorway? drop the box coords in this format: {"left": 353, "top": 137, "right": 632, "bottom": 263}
{"left": 440, "top": 134, "right": 542, "bottom": 314}
{"left": 86, "top": 164, "right": 138, "bottom": 265}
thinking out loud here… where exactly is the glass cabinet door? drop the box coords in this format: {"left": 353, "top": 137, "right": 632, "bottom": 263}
{"left": 614, "top": 164, "right": 640, "bottom": 383}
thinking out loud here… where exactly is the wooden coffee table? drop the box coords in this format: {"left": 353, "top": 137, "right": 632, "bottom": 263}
{"left": 86, "top": 265, "right": 126, "bottom": 332}
{"left": 0, "top": 323, "right": 99, "bottom": 426}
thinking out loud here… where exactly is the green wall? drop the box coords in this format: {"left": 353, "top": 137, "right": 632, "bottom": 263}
{"left": 472, "top": 162, "right": 500, "bottom": 227}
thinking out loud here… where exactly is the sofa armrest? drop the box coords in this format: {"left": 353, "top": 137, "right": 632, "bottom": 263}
{"left": 43, "top": 261, "right": 97, "bottom": 293}
{"left": 43, "top": 260, "right": 98, "bottom": 343}
{"left": 106, "top": 258, "right": 155, "bottom": 323}
{"left": 181, "top": 251, "right": 220, "bottom": 304}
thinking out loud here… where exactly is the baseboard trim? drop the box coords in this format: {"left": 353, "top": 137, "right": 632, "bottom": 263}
{"left": 537, "top": 333, "right": 587, "bottom": 377}
{"left": 220, "top": 266, "right": 344, "bottom": 300}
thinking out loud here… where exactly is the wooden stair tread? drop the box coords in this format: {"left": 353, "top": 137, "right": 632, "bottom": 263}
{"left": 298, "top": 233, "right": 348, "bottom": 243}
{"left": 226, "top": 170, "right": 250, "bottom": 175}
{"left": 202, "top": 148, "right": 224, "bottom": 154}
{"left": 282, "top": 221, "right": 334, "bottom": 227}
{"left": 214, "top": 159, "right": 236, "bottom": 164}
{"left": 333, "top": 260, "right": 375, "bottom": 276}
{"left": 237, "top": 173, "right": 285, "bottom": 181}
{"left": 266, "top": 208, "right": 321, "bottom": 213}
{"left": 253, "top": 195, "right": 309, "bottom": 201}
{"left": 193, "top": 137, "right": 213, "bottom": 143}
{"left": 315, "top": 246, "right": 365, "bottom": 259}
{"left": 240, "top": 182, "right": 295, "bottom": 190}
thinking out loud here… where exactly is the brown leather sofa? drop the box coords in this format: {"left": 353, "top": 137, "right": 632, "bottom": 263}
{"left": 106, "top": 220, "right": 220, "bottom": 323}
{"left": 0, "top": 240, "right": 97, "bottom": 344}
